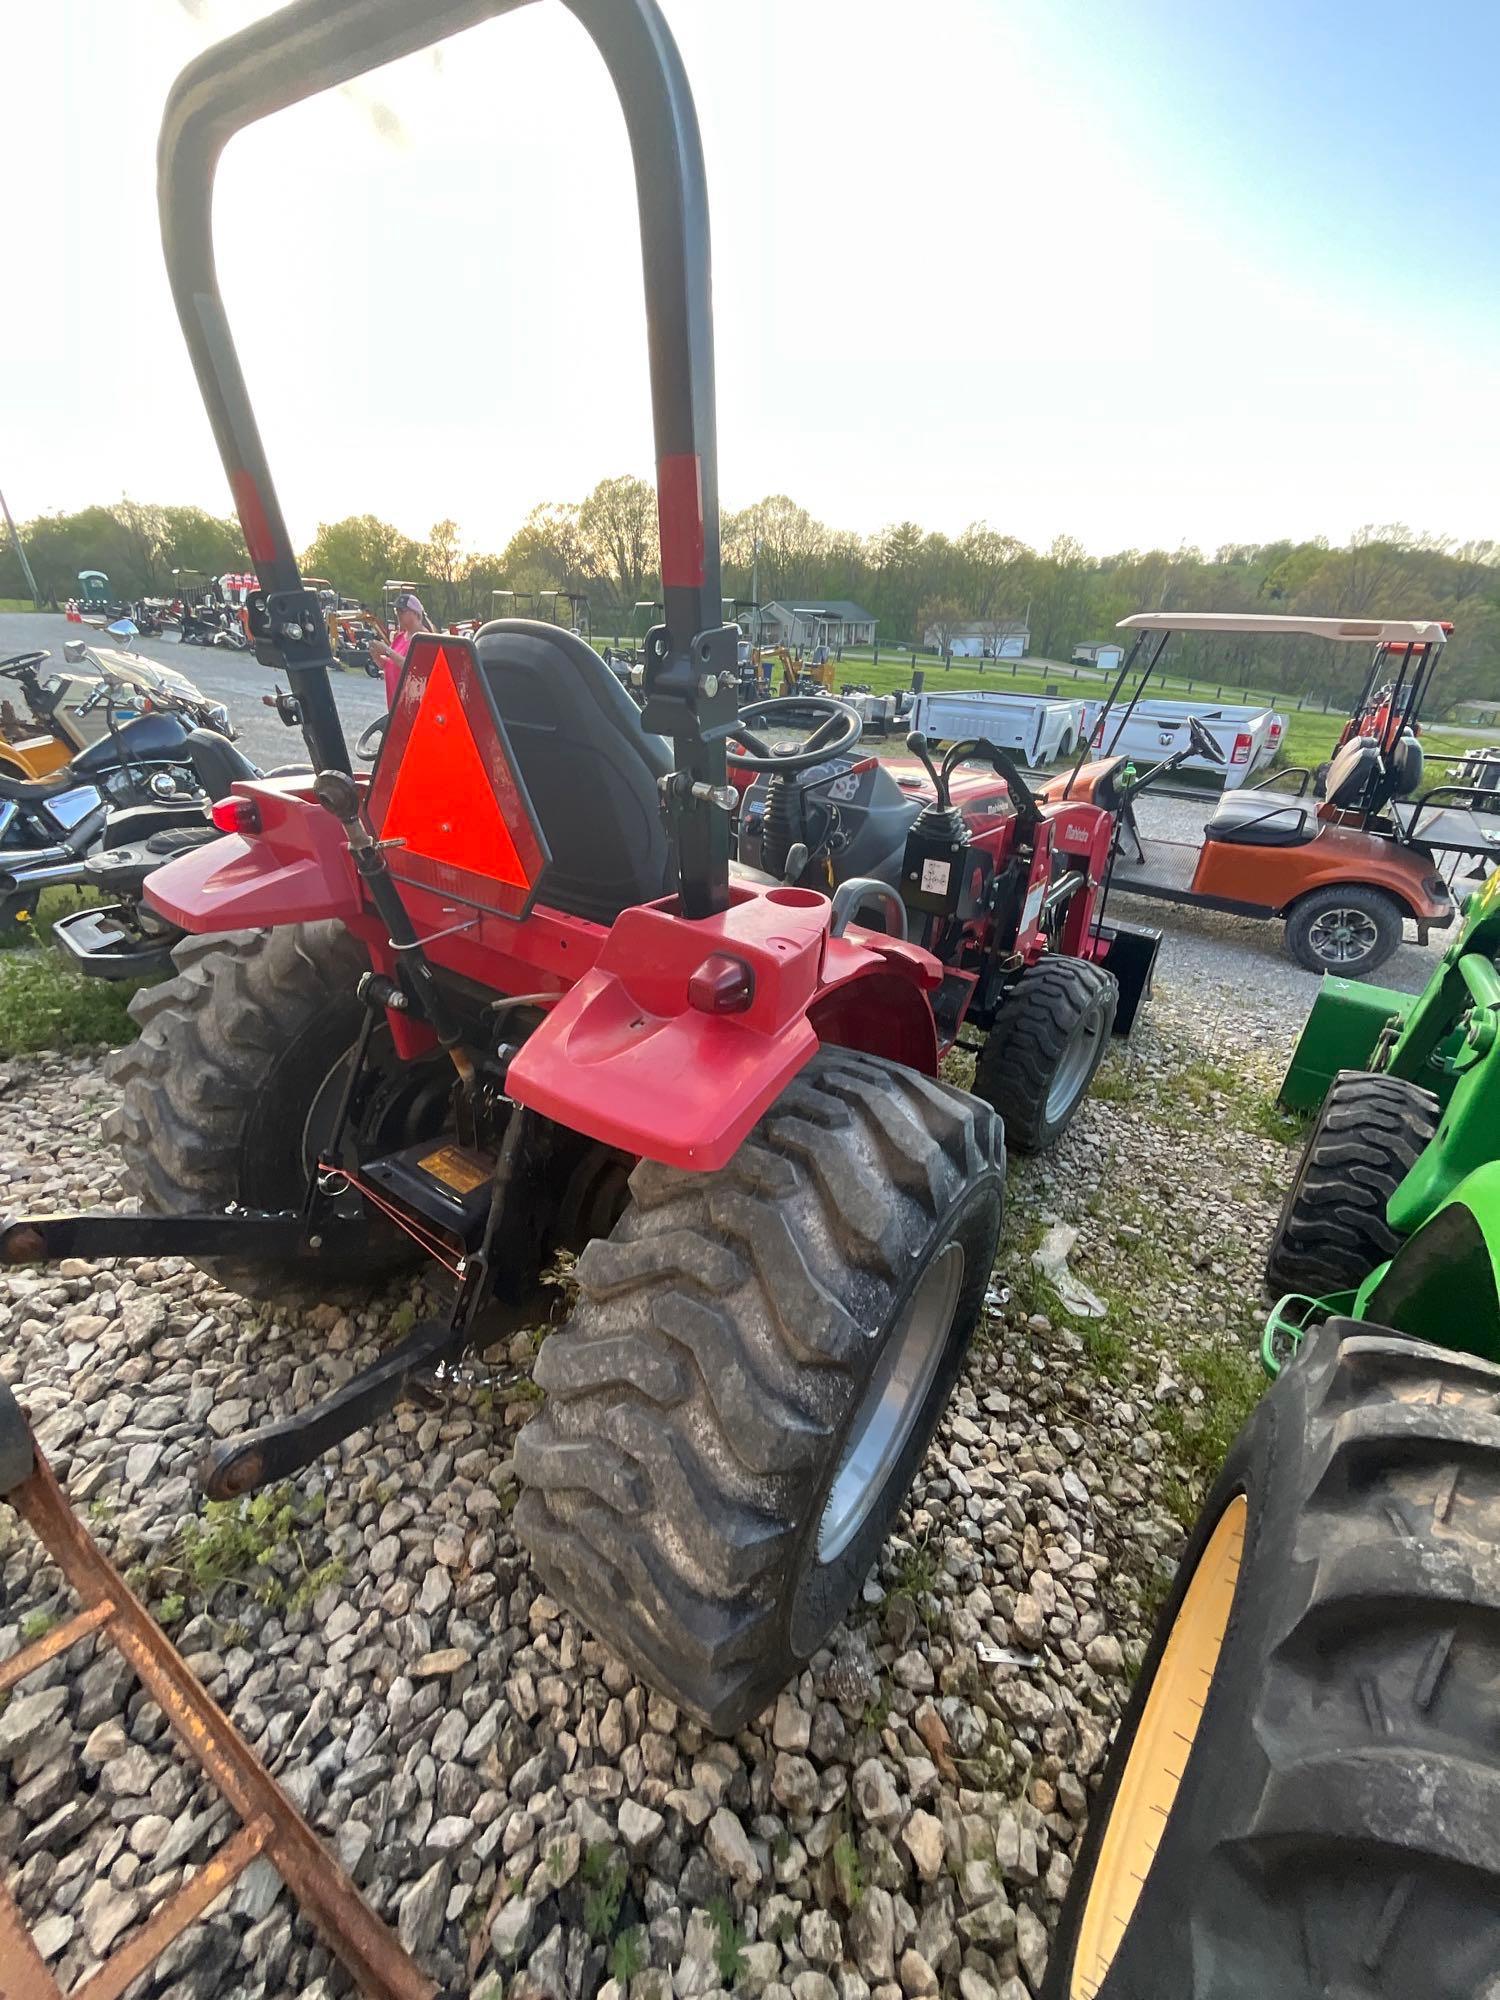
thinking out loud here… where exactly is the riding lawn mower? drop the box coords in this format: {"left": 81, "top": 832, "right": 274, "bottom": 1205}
{"left": 7, "top": 0, "right": 1181, "bottom": 1732}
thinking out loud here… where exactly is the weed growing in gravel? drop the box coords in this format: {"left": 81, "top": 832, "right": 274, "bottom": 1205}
{"left": 1247, "top": 1096, "right": 1311, "bottom": 1146}
{"left": 18, "top": 1609, "right": 57, "bottom": 1645}
{"left": 581, "top": 1843, "right": 626, "bottom": 1941}
{"left": 832, "top": 1831, "right": 864, "bottom": 1908}
{"left": 610, "top": 1927, "right": 647, "bottom": 1985}
{"left": 860, "top": 1685, "right": 890, "bottom": 1733}
{"left": 124, "top": 1485, "right": 341, "bottom": 1630}
{"left": 887, "top": 1537, "right": 939, "bottom": 1597}
{"left": 708, "top": 1897, "right": 747, "bottom": 1985}
{"left": 1089, "top": 1055, "right": 1151, "bottom": 1105}
{"left": 1158, "top": 1345, "right": 1265, "bottom": 1502}
{"left": 1081, "top": 1321, "right": 1131, "bottom": 1380}
{"left": 1178, "top": 1058, "right": 1240, "bottom": 1107}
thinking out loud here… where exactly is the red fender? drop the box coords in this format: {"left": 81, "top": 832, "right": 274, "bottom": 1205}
{"left": 506, "top": 890, "right": 943, "bottom": 1171}
{"left": 143, "top": 779, "right": 362, "bottom": 929}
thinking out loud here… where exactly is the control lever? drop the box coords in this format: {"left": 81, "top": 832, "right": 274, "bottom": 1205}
{"left": 905, "top": 731, "right": 949, "bottom": 804}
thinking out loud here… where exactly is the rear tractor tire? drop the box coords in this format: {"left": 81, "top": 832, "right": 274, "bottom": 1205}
{"left": 104, "top": 922, "right": 450, "bottom": 1303}
{"left": 972, "top": 957, "right": 1118, "bottom": 1152}
{"left": 1264, "top": 1068, "right": 1439, "bottom": 1300}
{"left": 514, "top": 1048, "right": 1004, "bottom": 1733}
{"left": 1046, "top": 1321, "right": 1500, "bottom": 2000}
{"left": 1284, "top": 883, "right": 1405, "bottom": 977}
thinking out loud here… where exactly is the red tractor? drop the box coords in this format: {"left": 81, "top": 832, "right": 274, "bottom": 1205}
{"left": 3, "top": 0, "right": 1165, "bottom": 1731}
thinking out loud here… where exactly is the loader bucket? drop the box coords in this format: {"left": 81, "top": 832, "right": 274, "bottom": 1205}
{"left": 1278, "top": 975, "right": 1412, "bottom": 1112}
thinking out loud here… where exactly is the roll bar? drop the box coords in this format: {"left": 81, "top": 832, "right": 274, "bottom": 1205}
{"left": 159, "top": 0, "right": 737, "bottom": 916}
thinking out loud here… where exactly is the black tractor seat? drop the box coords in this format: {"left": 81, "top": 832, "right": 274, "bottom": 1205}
{"left": 473, "top": 620, "right": 674, "bottom": 925}
{"left": 1203, "top": 791, "right": 1318, "bottom": 848}
{"left": 0, "top": 766, "right": 95, "bottom": 806}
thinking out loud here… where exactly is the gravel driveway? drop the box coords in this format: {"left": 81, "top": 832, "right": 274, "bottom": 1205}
{"left": 0, "top": 927, "right": 1335, "bottom": 2000}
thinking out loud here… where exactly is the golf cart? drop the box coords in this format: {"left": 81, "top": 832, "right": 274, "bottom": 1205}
{"left": 1098, "top": 611, "right": 1493, "bottom": 976}
{"left": 536, "top": 589, "right": 592, "bottom": 643}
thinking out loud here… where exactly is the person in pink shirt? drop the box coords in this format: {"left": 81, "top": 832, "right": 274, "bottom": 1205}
{"left": 370, "top": 591, "right": 432, "bottom": 702}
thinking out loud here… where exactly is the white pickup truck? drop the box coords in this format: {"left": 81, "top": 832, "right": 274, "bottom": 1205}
{"left": 1082, "top": 697, "right": 1287, "bottom": 789}
{"left": 905, "top": 687, "right": 1090, "bottom": 765}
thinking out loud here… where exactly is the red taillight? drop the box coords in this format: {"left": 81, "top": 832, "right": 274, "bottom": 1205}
{"left": 1091, "top": 721, "right": 1104, "bottom": 747}
{"left": 688, "top": 953, "right": 755, "bottom": 1014}
{"left": 1231, "top": 732, "right": 1252, "bottom": 765}
{"left": 1268, "top": 719, "right": 1283, "bottom": 742}
{"left": 210, "top": 796, "right": 261, "bottom": 835}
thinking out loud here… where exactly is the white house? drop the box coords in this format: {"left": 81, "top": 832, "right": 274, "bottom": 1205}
{"left": 922, "top": 618, "right": 1030, "bottom": 659}
{"left": 1072, "top": 641, "right": 1125, "bottom": 671}
{"left": 761, "top": 600, "right": 877, "bottom": 650}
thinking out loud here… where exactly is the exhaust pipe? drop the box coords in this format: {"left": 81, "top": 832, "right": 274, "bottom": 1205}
{"left": 0, "top": 845, "right": 77, "bottom": 879}
{"left": 0, "top": 858, "right": 92, "bottom": 896}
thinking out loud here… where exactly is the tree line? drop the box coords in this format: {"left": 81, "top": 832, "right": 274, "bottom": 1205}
{"left": 4, "top": 486, "right": 1496, "bottom": 711}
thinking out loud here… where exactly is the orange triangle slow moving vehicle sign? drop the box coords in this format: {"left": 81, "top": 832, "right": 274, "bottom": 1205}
{"left": 366, "top": 635, "right": 550, "bottom": 920}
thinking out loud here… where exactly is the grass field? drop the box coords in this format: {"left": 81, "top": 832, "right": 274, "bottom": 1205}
{"left": 596, "top": 636, "right": 1372, "bottom": 716}
{"left": 0, "top": 890, "right": 144, "bottom": 1055}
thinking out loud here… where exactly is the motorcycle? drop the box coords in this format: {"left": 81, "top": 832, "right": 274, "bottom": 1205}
{"left": 8, "top": 738, "right": 254, "bottom": 974}
{"left": 14, "top": 730, "right": 269, "bottom": 978}
{"left": 0, "top": 643, "right": 237, "bottom": 927}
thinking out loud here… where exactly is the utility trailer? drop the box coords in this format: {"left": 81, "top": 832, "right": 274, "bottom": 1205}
{"left": 906, "top": 686, "right": 1089, "bottom": 764}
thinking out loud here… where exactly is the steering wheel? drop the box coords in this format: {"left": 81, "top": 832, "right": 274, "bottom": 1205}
{"left": 0, "top": 653, "right": 49, "bottom": 679}
{"left": 1188, "top": 715, "right": 1226, "bottom": 762}
{"left": 727, "top": 695, "right": 863, "bottom": 774}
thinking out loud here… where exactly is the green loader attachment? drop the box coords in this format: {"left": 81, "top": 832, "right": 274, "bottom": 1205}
{"left": 1266, "top": 868, "right": 1500, "bottom": 1372}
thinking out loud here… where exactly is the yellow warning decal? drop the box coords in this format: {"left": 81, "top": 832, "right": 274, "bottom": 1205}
{"left": 418, "top": 1145, "right": 492, "bottom": 1195}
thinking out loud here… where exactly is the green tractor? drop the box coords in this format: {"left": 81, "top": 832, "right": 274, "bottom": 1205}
{"left": 1041, "top": 877, "right": 1500, "bottom": 2000}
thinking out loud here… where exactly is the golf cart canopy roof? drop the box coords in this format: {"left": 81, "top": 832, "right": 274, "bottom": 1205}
{"left": 1117, "top": 612, "right": 1450, "bottom": 645}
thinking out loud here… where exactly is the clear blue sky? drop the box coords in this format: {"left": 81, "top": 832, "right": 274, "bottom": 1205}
{"left": 4, "top": 0, "right": 1495, "bottom": 560}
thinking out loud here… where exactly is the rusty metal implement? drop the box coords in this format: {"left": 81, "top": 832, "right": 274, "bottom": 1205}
{"left": 0, "top": 1382, "right": 436, "bottom": 2000}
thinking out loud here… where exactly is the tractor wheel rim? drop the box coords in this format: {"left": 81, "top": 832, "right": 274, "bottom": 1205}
{"left": 1069, "top": 1492, "right": 1248, "bottom": 1999}
{"left": 1045, "top": 1009, "right": 1103, "bottom": 1122}
{"left": 1308, "top": 908, "right": 1379, "bottom": 965}
{"left": 815, "top": 1241, "right": 966, "bottom": 1566}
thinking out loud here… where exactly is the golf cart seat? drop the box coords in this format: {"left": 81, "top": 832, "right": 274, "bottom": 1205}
{"left": 1323, "top": 737, "right": 1382, "bottom": 811}
{"left": 1390, "top": 733, "right": 1424, "bottom": 798}
{"left": 474, "top": 619, "right": 673, "bottom": 924}
{"left": 1203, "top": 792, "right": 1317, "bottom": 848}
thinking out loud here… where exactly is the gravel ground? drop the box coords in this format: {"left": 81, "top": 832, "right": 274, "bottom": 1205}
{"left": 0, "top": 930, "right": 1340, "bottom": 2000}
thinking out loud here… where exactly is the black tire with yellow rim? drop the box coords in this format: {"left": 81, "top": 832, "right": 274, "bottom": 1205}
{"left": 1046, "top": 1318, "right": 1500, "bottom": 2000}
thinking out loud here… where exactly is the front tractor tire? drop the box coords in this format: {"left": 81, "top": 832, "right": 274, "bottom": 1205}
{"left": 514, "top": 1049, "right": 1004, "bottom": 1734}
{"left": 972, "top": 957, "right": 1118, "bottom": 1153}
{"left": 1046, "top": 1322, "right": 1500, "bottom": 2000}
{"left": 1264, "top": 1068, "right": 1439, "bottom": 1301}
{"left": 104, "top": 922, "right": 446, "bottom": 1302}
